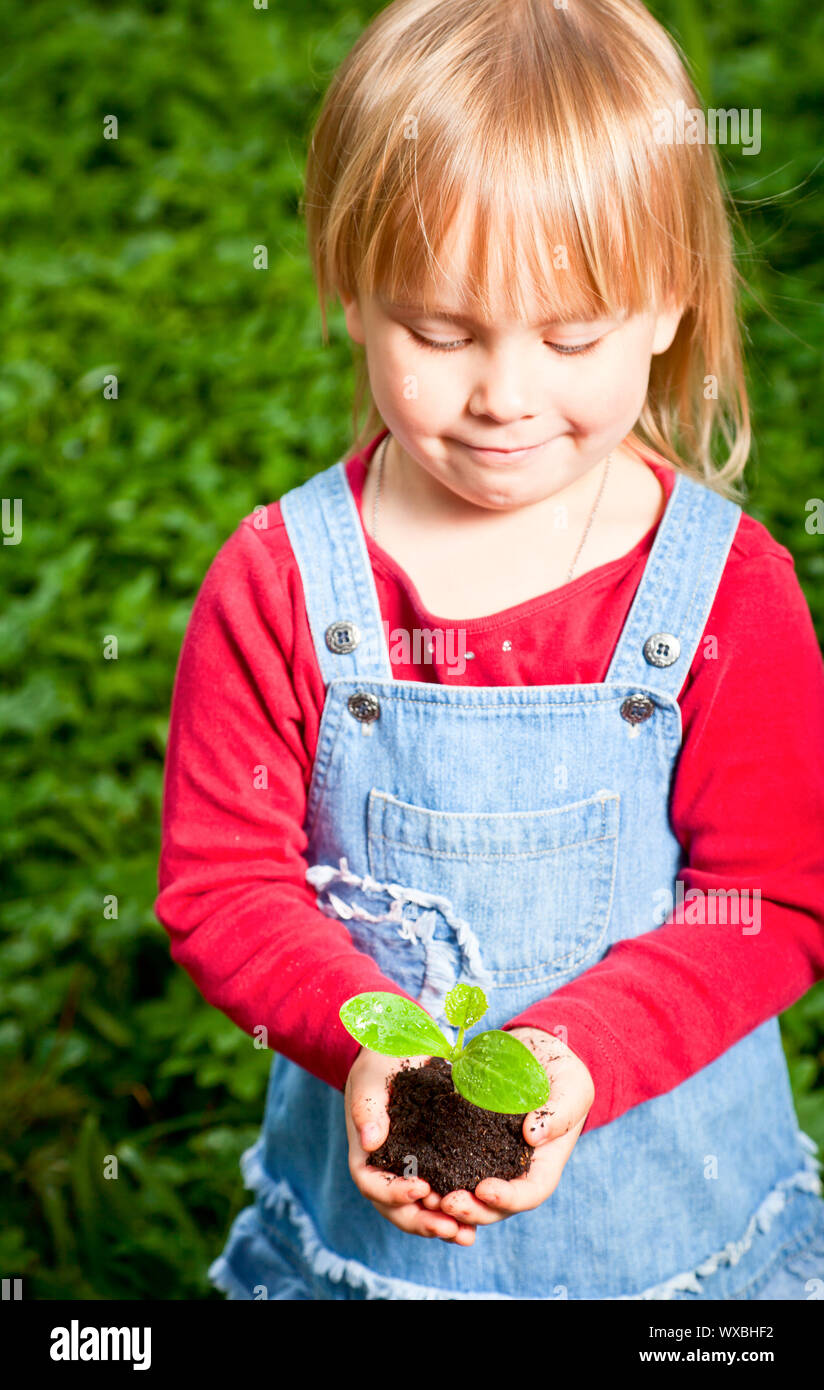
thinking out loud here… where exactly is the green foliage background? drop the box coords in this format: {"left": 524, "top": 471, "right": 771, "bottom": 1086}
{"left": 1, "top": 0, "right": 822, "bottom": 1299}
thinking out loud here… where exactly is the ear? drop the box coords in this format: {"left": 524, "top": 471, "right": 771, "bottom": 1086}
{"left": 339, "top": 289, "right": 366, "bottom": 347}
{"left": 650, "top": 298, "right": 684, "bottom": 356}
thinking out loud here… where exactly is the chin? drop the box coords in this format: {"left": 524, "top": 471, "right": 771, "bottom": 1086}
{"left": 470, "top": 484, "right": 533, "bottom": 511}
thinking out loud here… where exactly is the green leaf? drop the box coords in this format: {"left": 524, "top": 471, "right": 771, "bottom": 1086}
{"left": 452, "top": 1031, "right": 550, "bottom": 1114}
{"left": 339, "top": 993, "right": 452, "bottom": 1059}
{"left": 444, "top": 983, "right": 487, "bottom": 1032}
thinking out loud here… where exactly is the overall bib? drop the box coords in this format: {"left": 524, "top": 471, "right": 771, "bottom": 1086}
{"left": 209, "top": 456, "right": 824, "bottom": 1300}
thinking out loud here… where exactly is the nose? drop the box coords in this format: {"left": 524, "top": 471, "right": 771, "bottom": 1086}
{"left": 467, "top": 340, "right": 542, "bottom": 421}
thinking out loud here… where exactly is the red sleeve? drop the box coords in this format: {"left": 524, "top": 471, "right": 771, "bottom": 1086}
{"left": 502, "top": 552, "right": 824, "bottom": 1131}
{"left": 153, "top": 510, "right": 417, "bottom": 1093}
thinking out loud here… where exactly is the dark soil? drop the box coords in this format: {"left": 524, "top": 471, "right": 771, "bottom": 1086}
{"left": 368, "top": 1056, "right": 533, "bottom": 1196}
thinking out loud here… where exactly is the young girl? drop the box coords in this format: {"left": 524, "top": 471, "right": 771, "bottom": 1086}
{"left": 155, "top": 0, "right": 824, "bottom": 1299}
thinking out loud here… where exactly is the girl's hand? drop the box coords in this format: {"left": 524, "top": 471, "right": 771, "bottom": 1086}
{"left": 344, "top": 1045, "right": 478, "bottom": 1246}
{"left": 421, "top": 1027, "right": 595, "bottom": 1228}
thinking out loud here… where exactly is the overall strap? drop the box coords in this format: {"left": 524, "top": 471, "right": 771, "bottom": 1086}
{"left": 605, "top": 470, "right": 742, "bottom": 697}
{"left": 279, "top": 460, "right": 393, "bottom": 686}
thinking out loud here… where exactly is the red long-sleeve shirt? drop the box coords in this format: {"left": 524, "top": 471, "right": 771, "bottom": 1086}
{"left": 154, "top": 432, "right": 824, "bottom": 1132}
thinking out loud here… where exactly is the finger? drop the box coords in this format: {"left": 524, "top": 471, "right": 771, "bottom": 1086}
{"left": 343, "top": 1089, "right": 394, "bottom": 1189}
{"left": 347, "top": 1075, "right": 392, "bottom": 1152}
{"left": 451, "top": 1224, "right": 476, "bottom": 1245}
{"left": 472, "top": 1174, "right": 540, "bottom": 1214}
{"left": 348, "top": 1055, "right": 433, "bottom": 1153}
{"left": 524, "top": 1106, "right": 557, "bottom": 1146}
{"left": 474, "top": 1140, "right": 568, "bottom": 1213}
{"left": 353, "top": 1159, "right": 431, "bottom": 1206}
{"left": 353, "top": 1104, "right": 390, "bottom": 1154}
{"left": 521, "top": 1052, "right": 594, "bottom": 1147}
{"left": 368, "top": 1195, "right": 474, "bottom": 1242}
{"left": 345, "top": 1087, "right": 432, "bottom": 1203}
{"left": 349, "top": 1133, "right": 433, "bottom": 1202}
{"left": 439, "top": 1188, "right": 506, "bottom": 1226}
{"left": 523, "top": 1101, "right": 586, "bottom": 1148}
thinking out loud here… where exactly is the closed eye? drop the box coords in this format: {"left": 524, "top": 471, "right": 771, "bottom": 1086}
{"left": 407, "top": 329, "right": 600, "bottom": 356}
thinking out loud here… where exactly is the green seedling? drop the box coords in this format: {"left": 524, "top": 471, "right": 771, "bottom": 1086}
{"left": 339, "top": 982, "right": 550, "bottom": 1115}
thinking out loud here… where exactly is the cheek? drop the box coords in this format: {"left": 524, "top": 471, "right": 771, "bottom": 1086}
{"left": 364, "top": 337, "right": 416, "bottom": 419}
{"left": 376, "top": 337, "right": 456, "bottom": 419}
{"left": 565, "top": 343, "right": 651, "bottom": 428}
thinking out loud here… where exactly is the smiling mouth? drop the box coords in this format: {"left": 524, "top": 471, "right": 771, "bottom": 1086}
{"left": 456, "top": 439, "right": 551, "bottom": 457}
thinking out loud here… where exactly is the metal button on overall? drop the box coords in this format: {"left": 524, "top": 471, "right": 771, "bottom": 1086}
{"left": 347, "top": 691, "right": 380, "bottom": 722}
{"left": 643, "top": 632, "right": 681, "bottom": 667}
{"left": 620, "top": 694, "right": 655, "bottom": 724}
{"left": 325, "top": 619, "right": 361, "bottom": 654}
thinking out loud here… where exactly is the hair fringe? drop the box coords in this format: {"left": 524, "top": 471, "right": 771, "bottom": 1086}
{"left": 301, "top": 0, "right": 754, "bottom": 502}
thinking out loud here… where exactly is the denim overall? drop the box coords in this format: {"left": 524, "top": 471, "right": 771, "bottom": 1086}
{"left": 209, "top": 452, "right": 824, "bottom": 1300}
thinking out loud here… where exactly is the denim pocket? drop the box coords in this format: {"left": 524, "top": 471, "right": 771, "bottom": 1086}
{"left": 367, "top": 787, "right": 620, "bottom": 988}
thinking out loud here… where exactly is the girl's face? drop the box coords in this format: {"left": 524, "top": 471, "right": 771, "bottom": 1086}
{"left": 341, "top": 235, "right": 682, "bottom": 512}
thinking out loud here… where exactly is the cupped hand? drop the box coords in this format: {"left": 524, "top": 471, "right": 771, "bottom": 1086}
{"left": 421, "top": 1027, "right": 595, "bottom": 1228}
{"left": 344, "top": 1045, "right": 478, "bottom": 1245}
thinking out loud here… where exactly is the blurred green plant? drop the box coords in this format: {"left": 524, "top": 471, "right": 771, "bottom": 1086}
{"left": 1, "top": 0, "right": 822, "bottom": 1298}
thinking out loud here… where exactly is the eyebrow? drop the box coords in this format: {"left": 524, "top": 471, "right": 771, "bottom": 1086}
{"left": 381, "top": 299, "right": 603, "bottom": 329}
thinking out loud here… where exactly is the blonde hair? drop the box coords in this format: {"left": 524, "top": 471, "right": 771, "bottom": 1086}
{"left": 302, "top": 0, "right": 751, "bottom": 501}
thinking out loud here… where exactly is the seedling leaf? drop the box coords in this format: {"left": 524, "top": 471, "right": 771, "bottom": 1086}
{"left": 339, "top": 993, "right": 452, "bottom": 1059}
{"left": 451, "top": 1030, "right": 550, "bottom": 1114}
{"left": 444, "top": 983, "right": 487, "bottom": 1032}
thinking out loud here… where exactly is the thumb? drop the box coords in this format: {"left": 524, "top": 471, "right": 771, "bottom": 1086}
{"left": 524, "top": 1080, "right": 593, "bottom": 1146}
{"left": 523, "top": 1102, "right": 558, "bottom": 1147}
{"left": 525, "top": 1092, "right": 589, "bottom": 1147}
{"left": 353, "top": 1087, "right": 389, "bottom": 1151}
{"left": 361, "top": 1115, "right": 388, "bottom": 1151}
{"left": 358, "top": 1056, "right": 425, "bottom": 1150}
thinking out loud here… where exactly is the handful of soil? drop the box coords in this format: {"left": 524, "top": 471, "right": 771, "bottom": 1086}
{"left": 369, "top": 1056, "right": 533, "bottom": 1196}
